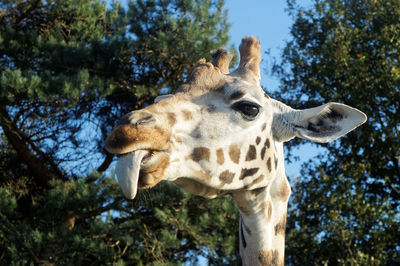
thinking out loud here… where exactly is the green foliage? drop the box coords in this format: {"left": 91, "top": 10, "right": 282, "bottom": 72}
{"left": 273, "top": 0, "right": 400, "bottom": 264}
{"left": 0, "top": 178, "right": 238, "bottom": 264}
{"left": 0, "top": 0, "right": 237, "bottom": 264}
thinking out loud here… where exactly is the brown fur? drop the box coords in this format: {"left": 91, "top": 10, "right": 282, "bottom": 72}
{"left": 229, "top": 144, "right": 241, "bottom": 164}
{"left": 138, "top": 153, "right": 170, "bottom": 189}
{"left": 182, "top": 59, "right": 227, "bottom": 93}
{"left": 235, "top": 201, "right": 253, "bottom": 216}
{"left": 105, "top": 124, "right": 169, "bottom": 154}
{"left": 192, "top": 169, "right": 212, "bottom": 183}
{"left": 260, "top": 146, "right": 266, "bottom": 160}
{"left": 219, "top": 170, "right": 235, "bottom": 184}
{"left": 182, "top": 109, "right": 193, "bottom": 121}
{"left": 274, "top": 214, "right": 287, "bottom": 236}
{"left": 167, "top": 112, "right": 177, "bottom": 127}
{"left": 245, "top": 145, "right": 257, "bottom": 161}
{"left": 211, "top": 48, "right": 232, "bottom": 74}
{"left": 191, "top": 147, "right": 210, "bottom": 162}
{"left": 264, "top": 138, "right": 270, "bottom": 149}
{"left": 278, "top": 180, "right": 290, "bottom": 201}
{"left": 267, "top": 157, "right": 272, "bottom": 172}
{"left": 250, "top": 186, "right": 266, "bottom": 197}
{"left": 239, "top": 168, "right": 259, "bottom": 180}
{"left": 261, "top": 123, "right": 267, "bottom": 132}
{"left": 236, "top": 36, "right": 261, "bottom": 83}
{"left": 216, "top": 148, "right": 225, "bottom": 165}
{"left": 256, "top": 136, "right": 261, "bottom": 145}
{"left": 247, "top": 174, "right": 265, "bottom": 189}
{"left": 175, "top": 178, "right": 220, "bottom": 198}
{"left": 258, "top": 250, "right": 281, "bottom": 266}
{"left": 261, "top": 201, "right": 272, "bottom": 222}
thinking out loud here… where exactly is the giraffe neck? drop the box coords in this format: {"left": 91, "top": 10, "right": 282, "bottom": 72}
{"left": 231, "top": 173, "right": 290, "bottom": 266}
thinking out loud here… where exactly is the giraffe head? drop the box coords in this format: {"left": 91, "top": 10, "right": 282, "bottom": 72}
{"left": 105, "top": 36, "right": 367, "bottom": 200}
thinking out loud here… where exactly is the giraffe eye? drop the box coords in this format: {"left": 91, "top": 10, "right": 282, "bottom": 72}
{"left": 232, "top": 101, "right": 260, "bottom": 120}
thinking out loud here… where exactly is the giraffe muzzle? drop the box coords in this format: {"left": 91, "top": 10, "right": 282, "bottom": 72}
{"left": 105, "top": 110, "right": 172, "bottom": 199}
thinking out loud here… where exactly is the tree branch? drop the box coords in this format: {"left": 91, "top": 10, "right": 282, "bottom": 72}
{"left": 85, "top": 152, "right": 114, "bottom": 184}
{"left": 97, "top": 152, "right": 114, "bottom": 173}
{"left": 0, "top": 105, "right": 65, "bottom": 187}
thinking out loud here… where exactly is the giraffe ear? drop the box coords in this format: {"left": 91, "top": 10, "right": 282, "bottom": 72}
{"left": 154, "top": 94, "right": 173, "bottom": 103}
{"left": 272, "top": 102, "right": 367, "bottom": 143}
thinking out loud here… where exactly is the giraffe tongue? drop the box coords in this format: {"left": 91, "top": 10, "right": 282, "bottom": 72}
{"left": 115, "top": 150, "right": 148, "bottom": 200}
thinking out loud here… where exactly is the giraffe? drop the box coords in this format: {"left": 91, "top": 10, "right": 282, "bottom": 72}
{"left": 105, "top": 36, "right": 367, "bottom": 265}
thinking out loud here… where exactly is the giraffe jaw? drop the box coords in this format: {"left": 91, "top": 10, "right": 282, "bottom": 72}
{"left": 116, "top": 150, "right": 169, "bottom": 199}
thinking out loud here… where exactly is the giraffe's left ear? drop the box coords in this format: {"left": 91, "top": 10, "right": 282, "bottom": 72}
{"left": 272, "top": 102, "right": 367, "bottom": 143}
{"left": 154, "top": 94, "right": 173, "bottom": 103}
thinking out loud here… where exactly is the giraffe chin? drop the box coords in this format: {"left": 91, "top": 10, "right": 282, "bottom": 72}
{"left": 116, "top": 150, "right": 169, "bottom": 199}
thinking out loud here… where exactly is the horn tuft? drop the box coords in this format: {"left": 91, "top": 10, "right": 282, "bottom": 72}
{"left": 235, "top": 36, "right": 261, "bottom": 84}
{"left": 211, "top": 48, "right": 232, "bottom": 74}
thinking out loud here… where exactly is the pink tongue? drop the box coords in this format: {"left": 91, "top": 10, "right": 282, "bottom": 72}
{"left": 116, "top": 150, "right": 147, "bottom": 199}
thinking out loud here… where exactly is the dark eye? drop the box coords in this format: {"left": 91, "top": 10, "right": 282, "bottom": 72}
{"left": 232, "top": 101, "right": 260, "bottom": 120}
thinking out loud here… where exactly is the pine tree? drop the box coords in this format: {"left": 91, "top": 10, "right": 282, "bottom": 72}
{"left": 0, "top": 0, "right": 239, "bottom": 264}
{"left": 272, "top": 0, "right": 400, "bottom": 264}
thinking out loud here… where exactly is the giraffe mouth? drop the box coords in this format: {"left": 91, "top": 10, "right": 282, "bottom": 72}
{"left": 115, "top": 150, "right": 168, "bottom": 199}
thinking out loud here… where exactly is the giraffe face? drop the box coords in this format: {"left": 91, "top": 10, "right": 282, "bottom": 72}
{"left": 105, "top": 37, "right": 367, "bottom": 200}
{"left": 105, "top": 76, "right": 278, "bottom": 199}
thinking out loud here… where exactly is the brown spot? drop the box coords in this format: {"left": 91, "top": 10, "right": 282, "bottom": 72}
{"left": 219, "top": 170, "right": 235, "bottom": 184}
{"left": 264, "top": 138, "right": 270, "bottom": 149}
{"left": 216, "top": 148, "right": 224, "bottom": 165}
{"left": 249, "top": 174, "right": 264, "bottom": 188}
{"left": 260, "top": 147, "right": 266, "bottom": 160}
{"left": 182, "top": 109, "right": 193, "bottom": 121}
{"left": 261, "top": 122, "right": 267, "bottom": 131}
{"left": 245, "top": 145, "right": 257, "bottom": 161}
{"left": 267, "top": 157, "right": 272, "bottom": 172}
{"left": 264, "top": 92, "right": 270, "bottom": 99}
{"left": 274, "top": 214, "right": 287, "bottom": 236}
{"left": 239, "top": 168, "right": 259, "bottom": 180}
{"left": 274, "top": 155, "right": 278, "bottom": 169}
{"left": 191, "top": 147, "right": 210, "bottom": 162}
{"left": 256, "top": 136, "right": 261, "bottom": 145}
{"left": 261, "top": 201, "right": 272, "bottom": 221}
{"left": 229, "top": 144, "right": 241, "bottom": 164}
{"left": 167, "top": 113, "right": 177, "bottom": 126}
{"left": 259, "top": 250, "right": 280, "bottom": 266}
{"left": 278, "top": 180, "right": 290, "bottom": 201}
{"left": 250, "top": 186, "right": 266, "bottom": 197}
